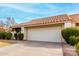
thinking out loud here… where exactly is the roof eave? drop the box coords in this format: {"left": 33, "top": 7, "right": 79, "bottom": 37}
{"left": 11, "top": 22, "right": 64, "bottom": 28}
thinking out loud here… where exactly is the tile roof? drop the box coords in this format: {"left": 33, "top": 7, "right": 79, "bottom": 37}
{"left": 12, "top": 14, "right": 79, "bottom": 28}
{"left": 0, "top": 26, "right": 5, "bottom": 31}
{"left": 69, "top": 14, "right": 79, "bottom": 22}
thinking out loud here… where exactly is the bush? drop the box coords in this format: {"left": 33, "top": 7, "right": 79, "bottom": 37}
{"left": 14, "top": 33, "right": 24, "bottom": 40}
{"left": 69, "top": 36, "right": 79, "bottom": 46}
{"left": 14, "top": 33, "right": 18, "bottom": 40}
{"left": 0, "top": 32, "right": 12, "bottom": 40}
{"left": 5, "top": 32, "right": 12, "bottom": 40}
{"left": 0, "top": 32, "right": 1, "bottom": 39}
{"left": 75, "top": 43, "right": 79, "bottom": 55}
{"left": 2, "top": 32, "right": 6, "bottom": 39}
{"left": 0, "top": 32, "right": 3, "bottom": 39}
{"left": 18, "top": 33, "right": 24, "bottom": 40}
{"left": 61, "top": 27, "right": 79, "bottom": 45}
{"left": 75, "top": 36, "right": 79, "bottom": 43}
{"left": 0, "top": 32, "right": 6, "bottom": 39}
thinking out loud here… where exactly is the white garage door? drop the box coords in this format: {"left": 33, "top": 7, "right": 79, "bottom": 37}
{"left": 27, "top": 26, "right": 62, "bottom": 42}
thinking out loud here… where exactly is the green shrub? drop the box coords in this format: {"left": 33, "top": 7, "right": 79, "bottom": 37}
{"left": 75, "top": 43, "right": 79, "bottom": 55}
{"left": 0, "top": 32, "right": 6, "bottom": 39}
{"left": 61, "top": 27, "right": 79, "bottom": 45}
{"left": 14, "top": 33, "right": 24, "bottom": 40}
{"left": 76, "top": 43, "right": 79, "bottom": 49}
{"left": 0, "top": 32, "right": 12, "bottom": 40}
{"left": 75, "top": 36, "right": 79, "bottom": 43}
{"left": 69, "top": 36, "right": 79, "bottom": 46}
{"left": 2, "top": 32, "right": 5, "bottom": 39}
{"left": 18, "top": 33, "right": 24, "bottom": 40}
{"left": 0, "top": 32, "right": 1, "bottom": 39}
{"left": 14, "top": 33, "right": 18, "bottom": 40}
{"left": 5, "top": 32, "right": 12, "bottom": 40}
{"left": 0, "top": 32, "right": 3, "bottom": 39}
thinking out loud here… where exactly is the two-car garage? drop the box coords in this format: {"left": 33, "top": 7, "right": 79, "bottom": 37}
{"left": 27, "top": 26, "right": 62, "bottom": 43}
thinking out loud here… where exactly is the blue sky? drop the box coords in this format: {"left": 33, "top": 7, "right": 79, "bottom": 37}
{"left": 0, "top": 3, "right": 79, "bottom": 23}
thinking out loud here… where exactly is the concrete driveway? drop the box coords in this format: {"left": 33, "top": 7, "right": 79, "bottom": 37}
{"left": 0, "top": 40, "right": 63, "bottom": 56}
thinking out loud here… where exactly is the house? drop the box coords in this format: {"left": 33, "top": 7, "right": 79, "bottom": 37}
{"left": 0, "top": 26, "right": 5, "bottom": 32}
{"left": 11, "top": 14, "right": 79, "bottom": 43}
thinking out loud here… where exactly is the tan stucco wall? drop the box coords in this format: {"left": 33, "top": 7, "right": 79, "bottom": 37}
{"left": 21, "top": 27, "right": 27, "bottom": 40}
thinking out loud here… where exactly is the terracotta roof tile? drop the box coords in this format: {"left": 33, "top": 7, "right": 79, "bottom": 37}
{"left": 12, "top": 14, "right": 79, "bottom": 28}
{"left": 26, "top": 14, "right": 69, "bottom": 24}
{"left": 12, "top": 14, "right": 69, "bottom": 28}
{"left": 69, "top": 14, "right": 79, "bottom": 22}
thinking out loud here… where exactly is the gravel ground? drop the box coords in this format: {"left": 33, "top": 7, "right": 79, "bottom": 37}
{"left": 63, "top": 43, "right": 77, "bottom": 56}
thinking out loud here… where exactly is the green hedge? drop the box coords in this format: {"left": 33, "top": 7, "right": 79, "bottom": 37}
{"left": 75, "top": 43, "right": 79, "bottom": 55}
{"left": 14, "top": 33, "right": 18, "bottom": 40}
{"left": 0, "top": 32, "right": 12, "bottom": 40}
{"left": 0, "top": 32, "right": 6, "bottom": 39}
{"left": 69, "top": 36, "right": 79, "bottom": 46}
{"left": 0, "top": 32, "right": 3, "bottom": 39}
{"left": 5, "top": 32, "right": 12, "bottom": 40}
{"left": 18, "top": 33, "right": 24, "bottom": 40}
{"left": 61, "top": 27, "right": 79, "bottom": 45}
{"left": 14, "top": 33, "right": 24, "bottom": 40}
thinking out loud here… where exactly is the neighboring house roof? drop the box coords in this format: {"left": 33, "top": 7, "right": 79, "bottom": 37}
{"left": 4, "top": 27, "right": 12, "bottom": 32}
{"left": 0, "top": 26, "right": 5, "bottom": 31}
{"left": 12, "top": 14, "right": 79, "bottom": 28}
{"left": 0, "top": 25, "right": 12, "bottom": 32}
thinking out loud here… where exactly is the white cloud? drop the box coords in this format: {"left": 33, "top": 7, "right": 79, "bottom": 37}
{"left": 37, "top": 4, "right": 63, "bottom": 14}
{"left": 1, "top": 3, "right": 78, "bottom": 15}
{"left": 0, "top": 4, "right": 37, "bottom": 13}
{"left": 46, "top": 4, "right": 58, "bottom": 10}
{"left": 0, "top": 3, "right": 61, "bottom": 15}
{"left": 67, "top": 11, "right": 79, "bottom": 14}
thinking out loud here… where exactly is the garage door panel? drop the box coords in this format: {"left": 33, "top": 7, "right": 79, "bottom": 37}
{"left": 27, "top": 26, "right": 62, "bottom": 42}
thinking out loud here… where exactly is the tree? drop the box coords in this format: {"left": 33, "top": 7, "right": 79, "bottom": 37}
{"left": 6, "top": 17, "right": 17, "bottom": 26}
{"left": 0, "top": 20, "right": 4, "bottom": 26}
